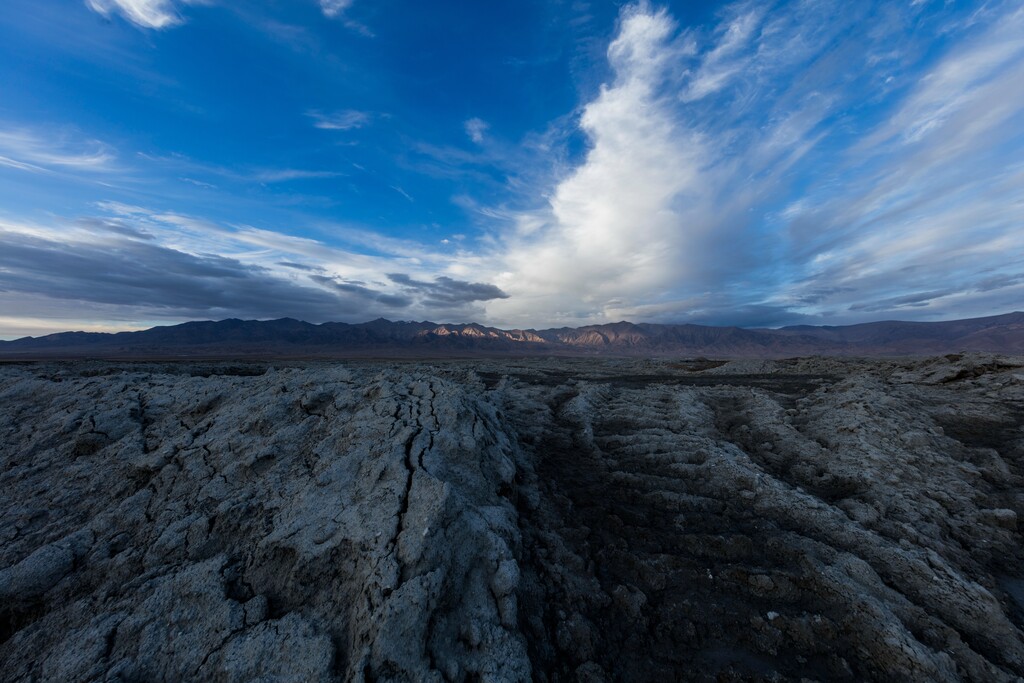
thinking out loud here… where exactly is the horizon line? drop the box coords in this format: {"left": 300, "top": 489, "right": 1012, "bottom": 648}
{"left": 3, "top": 309, "right": 1023, "bottom": 342}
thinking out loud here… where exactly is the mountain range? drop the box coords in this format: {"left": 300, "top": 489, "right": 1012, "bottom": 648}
{"left": 1, "top": 312, "right": 1023, "bottom": 359}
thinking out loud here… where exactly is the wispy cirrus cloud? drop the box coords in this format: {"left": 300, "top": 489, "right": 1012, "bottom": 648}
{"left": 307, "top": 109, "right": 371, "bottom": 131}
{"left": 86, "top": 0, "right": 371, "bottom": 34}
{"left": 679, "top": 4, "right": 758, "bottom": 102}
{"left": 248, "top": 168, "right": 341, "bottom": 183}
{"left": 0, "top": 127, "right": 116, "bottom": 173}
{"left": 317, "top": 0, "right": 353, "bottom": 19}
{"left": 136, "top": 150, "right": 341, "bottom": 185}
{"left": 84, "top": 0, "right": 202, "bottom": 30}
{"left": 316, "top": 0, "right": 372, "bottom": 36}
{"left": 772, "top": 3, "right": 1024, "bottom": 321}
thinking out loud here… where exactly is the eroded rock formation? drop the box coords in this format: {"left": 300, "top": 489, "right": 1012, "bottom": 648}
{"left": 1, "top": 354, "right": 1023, "bottom": 681}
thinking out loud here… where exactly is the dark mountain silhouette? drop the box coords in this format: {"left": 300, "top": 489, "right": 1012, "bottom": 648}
{"left": 1, "top": 312, "right": 1023, "bottom": 359}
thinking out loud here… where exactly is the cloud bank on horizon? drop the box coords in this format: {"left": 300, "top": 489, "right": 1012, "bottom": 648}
{"left": 0, "top": 0, "right": 1022, "bottom": 337}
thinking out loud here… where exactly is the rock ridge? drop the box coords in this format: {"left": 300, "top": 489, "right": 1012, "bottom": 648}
{"left": 3, "top": 311, "right": 1024, "bottom": 358}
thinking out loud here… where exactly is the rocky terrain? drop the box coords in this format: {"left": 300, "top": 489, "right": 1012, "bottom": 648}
{"left": 2, "top": 311, "right": 1023, "bottom": 359}
{"left": 1, "top": 354, "right": 1023, "bottom": 681}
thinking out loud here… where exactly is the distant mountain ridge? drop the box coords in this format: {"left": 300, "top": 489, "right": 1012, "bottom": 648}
{"left": 2, "top": 312, "right": 1023, "bottom": 359}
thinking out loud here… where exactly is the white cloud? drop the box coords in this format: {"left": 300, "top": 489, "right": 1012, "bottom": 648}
{"left": 307, "top": 109, "right": 370, "bottom": 131}
{"left": 318, "top": 0, "right": 354, "bottom": 19}
{"left": 92, "top": 200, "right": 151, "bottom": 215}
{"left": 680, "top": 5, "right": 763, "bottom": 102}
{"left": 10, "top": 0, "right": 1024, "bottom": 332}
{"left": 316, "top": 0, "right": 373, "bottom": 36}
{"left": 0, "top": 203, "right": 508, "bottom": 335}
{"left": 84, "top": 0, "right": 199, "bottom": 30}
{"left": 136, "top": 150, "right": 341, "bottom": 185}
{"left": 774, "top": 6, "right": 1024, "bottom": 320}
{"left": 484, "top": 6, "right": 714, "bottom": 326}
{"left": 0, "top": 127, "right": 116, "bottom": 173}
{"left": 391, "top": 186, "right": 414, "bottom": 202}
{"left": 249, "top": 168, "right": 340, "bottom": 183}
{"left": 0, "top": 156, "right": 48, "bottom": 174}
{"left": 861, "top": 7, "right": 1024, "bottom": 148}
{"left": 474, "top": 0, "right": 1024, "bottom": 328}
{"left": 464, "top": 118, "right": 489, "bottom": 144}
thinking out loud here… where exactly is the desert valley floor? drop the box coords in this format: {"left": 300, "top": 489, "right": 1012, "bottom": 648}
{"left": 1, "top": 354, "right": 1023, "bottom": 682}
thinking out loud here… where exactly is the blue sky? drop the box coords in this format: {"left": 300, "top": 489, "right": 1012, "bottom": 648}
{"left": 1, "top": 0, "right": 1022, "bottom": 337}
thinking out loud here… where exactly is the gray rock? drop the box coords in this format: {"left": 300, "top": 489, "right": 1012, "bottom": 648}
{"left": 1, "top": 355, "right": 1023, "bottom": 681}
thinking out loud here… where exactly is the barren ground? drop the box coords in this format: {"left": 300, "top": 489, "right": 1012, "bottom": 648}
{"left": 1, "top": 354, "right": 1023, "bottom": 681}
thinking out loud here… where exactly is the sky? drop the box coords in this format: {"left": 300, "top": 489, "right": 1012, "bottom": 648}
{"left": 1, "top": 0, "right": 1023, "bottom": 337}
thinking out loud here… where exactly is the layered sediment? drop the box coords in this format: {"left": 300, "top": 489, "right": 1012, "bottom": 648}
{"left": 1, "top": 354, "right": 1023, "bottom": 681}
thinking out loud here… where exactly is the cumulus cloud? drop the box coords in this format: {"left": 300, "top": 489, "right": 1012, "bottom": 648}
{"left": 84, "top": 0, "right": 196, "bottom": 30}
{"left": 485, "top": 6, "right": 710, "bottom": 326}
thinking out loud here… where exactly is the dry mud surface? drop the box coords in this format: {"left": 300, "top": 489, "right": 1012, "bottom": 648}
{"left": 1, "top": 354, "right": 1023, "bottom": 682}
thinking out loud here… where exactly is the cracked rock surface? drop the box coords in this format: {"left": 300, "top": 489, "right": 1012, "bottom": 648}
{"left": 1, "top": 354, "right": 1023, "bottom": 681}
